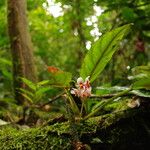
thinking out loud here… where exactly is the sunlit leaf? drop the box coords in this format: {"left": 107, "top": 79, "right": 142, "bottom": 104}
{"left": 80, "top": 24, "right": 131, "bottom": 82}
{"left": 19, "top": 88, "right": 34, "bottom": 97}
{"left": 19, "top": 92, "right": 33, "bottom": 103}
{"left": 20, "top": 77, "right": 36, "bottom": 91}
{"left": 37, "top": 80, "right": 50, "bottom": 86}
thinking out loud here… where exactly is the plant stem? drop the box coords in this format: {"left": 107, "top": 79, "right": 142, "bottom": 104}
{"left": 80, "top": 101, "right": 84, "bottom": 118}
{"left": 63, "top": 93, "right": 80, "bottom": 146}
{"left": 83, "top": 87, "right": 132, "bottom": 120}
{"left": 41, "top": 91, "right": 65, "bottom": 107}
{"left": 65, "top": 89, "right": 80, "bottom": 115}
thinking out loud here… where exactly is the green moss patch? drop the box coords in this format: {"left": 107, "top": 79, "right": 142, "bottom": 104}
{"left": 0, "top": 107, "right": 150, "bottom": 150}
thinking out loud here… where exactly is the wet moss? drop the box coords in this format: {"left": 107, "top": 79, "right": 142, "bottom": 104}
{"left": 0, "top": 126, "right": 71, "bottom": 150}
{"left": 0, "top": 107, "right": 149, "bottom": 150}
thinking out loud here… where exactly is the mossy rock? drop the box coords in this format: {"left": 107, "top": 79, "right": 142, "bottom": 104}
{"left": 0, "top": 107, "right": 150, "bottom": 150}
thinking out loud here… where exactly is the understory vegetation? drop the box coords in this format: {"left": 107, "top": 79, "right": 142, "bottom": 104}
{"left": 0, "top": 0, "right": 150, "bottom": 149}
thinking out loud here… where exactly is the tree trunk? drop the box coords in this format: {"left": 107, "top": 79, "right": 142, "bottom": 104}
{"left": 7, "top": 0, "right": 37, "bottom": 104}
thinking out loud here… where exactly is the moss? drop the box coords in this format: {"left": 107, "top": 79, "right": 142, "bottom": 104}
{"left": 0, "top": 126, "right": 71, "bottom": 150}
{"left": 0, "top": 107, "right": 150, "bottom": 150}
{"left": 0, "top": 116, "right": 104, "bottom": 150}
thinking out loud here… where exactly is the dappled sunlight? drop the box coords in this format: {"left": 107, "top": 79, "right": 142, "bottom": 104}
{"left": 43, "top": 0, "right": 64, "bottom": 17}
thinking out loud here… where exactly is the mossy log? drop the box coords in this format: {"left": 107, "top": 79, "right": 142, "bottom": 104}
{"left": 0, "top": 107, "right": 150, "bottom": 150}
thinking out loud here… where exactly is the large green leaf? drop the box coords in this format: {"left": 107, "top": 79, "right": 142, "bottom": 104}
{"left": 80, "top": 24, "right": 131, "bottom": 82}
{"left": 96, "top": 86, "right": 129, "bottom": 95}
{"left": 20, "top": 77, "right": 36, "bottom": 91}
{"left": 96, "top": 86, "right": 150, "bottom": 97}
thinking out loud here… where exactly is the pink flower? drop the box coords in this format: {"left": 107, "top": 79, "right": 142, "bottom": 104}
{"left": 71, "top": 76, "right": 92, "bottom": 98}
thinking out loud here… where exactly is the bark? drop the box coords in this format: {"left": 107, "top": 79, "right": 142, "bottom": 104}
{"left": 7, "top": 0, "right": 37, "bottom": 104}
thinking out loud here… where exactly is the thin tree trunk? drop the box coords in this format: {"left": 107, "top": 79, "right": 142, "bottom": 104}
{"left": 7, "top": 0, "right": 37, "bottom": 104}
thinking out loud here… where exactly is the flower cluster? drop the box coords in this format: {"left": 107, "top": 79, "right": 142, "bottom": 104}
{"left": 71, "top": 76, "right": 92, "bottom": 98}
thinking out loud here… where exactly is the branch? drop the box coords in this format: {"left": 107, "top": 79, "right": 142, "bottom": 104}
{"left": 90, "top": 94, "right": 121, "bottom": 99}
{"left": 41, "top": 91, "right": 65, "bottom": 107}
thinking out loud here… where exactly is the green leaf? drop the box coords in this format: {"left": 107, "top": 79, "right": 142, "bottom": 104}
{"left": 19, "top": 88, "right": 34, "bottom": 97}
{"left": 49, "top": 71, "right": 72, "bottom": 87}
{"left": 0, "top": 58, "right": 12, "bottom": 66}
{"left": 130, "top": 65, "right": 150, "bottom": 90}
{"left": 37, "top": 80, "right": 50, "bottom": 86}
{"left": 19, "top": 92, "right": 33, "bottom": 103}
{"left": 96, "top": 86, "right": 150, "bottom": 97}
{"left": 2, "top": 69, "right": 12, "bottom": 80}
{"left": 131, "top": 90, "right": 150, "bottom": 98}
{"left": 131, "top": 65, "right": 150, "bottom": 77}
{"left": 128, "top": 74, "right": 148, "bottom": 81}
{"left": 80, "top": 24, "right": 131, "bottom": 82}
{"left": 35, "top": 87, "right": 51, "bottom": 98}
{"left": 96, "top": 86, "right": 129, "bottom": 95}
{"left": 132, "top": 78, "right": 150, "bottom": 90}
{"left": 20, "top": 77, "right": 36, "bottom": 91}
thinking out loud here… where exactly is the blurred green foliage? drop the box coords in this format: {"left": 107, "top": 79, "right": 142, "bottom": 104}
{"left": 0, "top": 0, "right": 150, "bottom": 82}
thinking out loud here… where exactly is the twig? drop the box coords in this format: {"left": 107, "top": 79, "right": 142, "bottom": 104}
{"left": 41, "top": 91, "right": 65, "bottom": 107}
{"left": 90, "top": 94, "right": 120, "bottom": 99}
{"left": 89, "top": 92, "right": 132, "bottom": 99}
{"left": 63, "top": 93, "right": 80, "bottom": 148}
